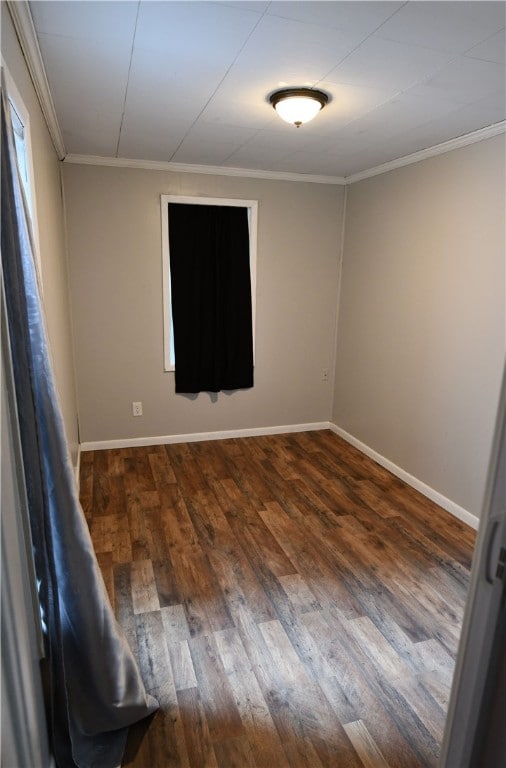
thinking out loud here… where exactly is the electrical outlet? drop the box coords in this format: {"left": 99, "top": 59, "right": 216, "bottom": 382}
{"left": 132, "top": 401, "right": 143, "bottom": 417}
{"left": 322, "top": 368, "right": 329, "bottom": 382}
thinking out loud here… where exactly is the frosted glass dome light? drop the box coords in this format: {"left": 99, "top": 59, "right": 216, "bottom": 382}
{"left": 269, "top": 88, "right": 329, "bottom": 128}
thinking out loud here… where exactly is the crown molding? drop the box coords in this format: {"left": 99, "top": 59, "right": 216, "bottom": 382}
{"left": 64, "top": 119, "right": 506, "bottom": 187}
{"left": 63, "top": 154, "right": 346, "bottom": 185}
{"left": 6, "top": 0, "right": 65, "bottom": 160}
{"left": 11, "top": 0, "right": 500, "bottom": 187}
{"left": 345, "top": 121, "right": 506, "bottom": 184}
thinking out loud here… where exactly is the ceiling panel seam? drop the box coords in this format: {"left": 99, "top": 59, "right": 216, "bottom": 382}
{"left": 167, "top": 2, "right": 271, "bottom": 164}
{"left": 115, "top": 0, "right": 141, "bottom": 158}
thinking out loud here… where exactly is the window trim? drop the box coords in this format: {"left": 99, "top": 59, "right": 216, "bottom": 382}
{"left": 160, "top": 194, "right": 258, "bottom": 372}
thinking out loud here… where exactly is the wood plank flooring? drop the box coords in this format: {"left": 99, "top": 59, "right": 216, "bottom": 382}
{"left": 80, "top": 430, "right": 476, "bottom": 768}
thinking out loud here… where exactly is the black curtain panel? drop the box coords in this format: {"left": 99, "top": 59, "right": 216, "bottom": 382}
{"left": 168, "top": 203, "right": 254, "bottom": 393}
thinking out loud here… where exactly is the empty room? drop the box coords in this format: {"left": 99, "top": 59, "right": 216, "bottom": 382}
{"left": 1, "top": 1, "right": 505, "bottom": 767}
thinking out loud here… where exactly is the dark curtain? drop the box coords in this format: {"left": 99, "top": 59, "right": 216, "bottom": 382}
{"left": 168, "top": 203, "right": 254, "bottom": 393}
{"left": 1, "top": 82, "right": 157, "bottom": 768}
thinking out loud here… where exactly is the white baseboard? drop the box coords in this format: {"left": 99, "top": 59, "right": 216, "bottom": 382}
{"left": 329, "top": 423, "right": 479, "bottom": 530}
{"left": 78, "top": 420, "right": 479, "bottom": 531}
{"left": 80, "top": 421, "right": 332, "bottom": 452}
{"left": 74, "top": 444, "right": 81, "bottom": 494}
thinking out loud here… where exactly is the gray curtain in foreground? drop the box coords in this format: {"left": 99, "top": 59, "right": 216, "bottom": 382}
{"left": 1, "top": 83, "right": 158, "bottom": 767}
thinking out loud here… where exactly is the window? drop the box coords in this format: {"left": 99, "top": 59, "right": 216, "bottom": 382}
{"left": 10, "top": 101, "right": 30, "bottom": 198}
{"left": 161, "top": 194, "right": 257, "bottom": 380}
{"left": 3, "top": 65, "right": 41, "bottom": 276}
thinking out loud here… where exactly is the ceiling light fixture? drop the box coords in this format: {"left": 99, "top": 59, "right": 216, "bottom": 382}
{"left": 269, "top": 87, "right": 329, "bottom": 128}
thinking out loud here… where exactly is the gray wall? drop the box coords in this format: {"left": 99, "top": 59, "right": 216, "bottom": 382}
{"left": 333, "top": 136, "right": 505, "bottom": 518}
{"left": 2, "top": 4, "right": 79, "bottom": 465}
{"left": 63, "top": 164, "right": 344, "bottom": 443}
{"left": 64, "top": 138, "right": 505, "bottom": 520}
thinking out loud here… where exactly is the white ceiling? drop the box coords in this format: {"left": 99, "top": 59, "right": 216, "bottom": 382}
{"left": 29, "top": 1, "right": 506, "bottom": 179}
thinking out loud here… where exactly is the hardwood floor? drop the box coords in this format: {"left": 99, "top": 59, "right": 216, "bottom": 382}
{"left": 80, "top": 430, "right": 476, "bottom": 768}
